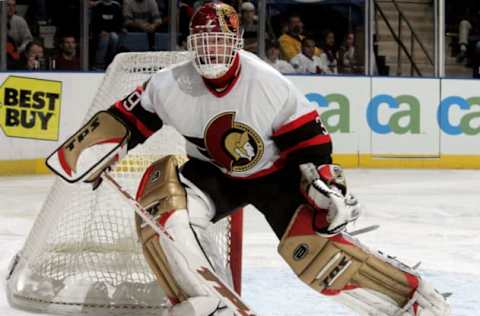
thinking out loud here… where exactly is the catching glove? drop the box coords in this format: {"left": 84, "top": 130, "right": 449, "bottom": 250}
{"left": 299, "top": 163, "right": 361, "bottom": 235}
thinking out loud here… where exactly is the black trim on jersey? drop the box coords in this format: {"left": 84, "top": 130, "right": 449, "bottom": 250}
{"left": 136, "top": 107, "right": 163, "bottom": 132}
{"left": 272, "top": 120, "right": 327, "bottom": 152}
{"left": 185, "top": 136, "right": 206, "bottom": 148}
{"left": 287, "top": 143, "right": 333, "bottom": 166}
{"left": 117, "top": 92, "right": 164, "bottom": 133}
{"left": 107, "top": 106, "right": 160, "bottom": 150}
{"left": 184, "top": 136, "right": 212, "bottom": 159}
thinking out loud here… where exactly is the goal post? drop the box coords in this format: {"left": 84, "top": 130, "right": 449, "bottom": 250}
{"left": 6, "top": 52, "right": 243, "bottom": 315}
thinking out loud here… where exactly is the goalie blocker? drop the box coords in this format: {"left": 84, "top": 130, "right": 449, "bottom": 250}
{"left": 278, "top": 205, "right": 450, "bottom": 316}
{"left": 46, "top": 111, "right": 129, "bottom": 185}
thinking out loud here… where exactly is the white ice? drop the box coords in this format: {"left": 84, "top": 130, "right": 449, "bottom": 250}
{"left": 1, "top": 169, "right": 479, "bottom": 316}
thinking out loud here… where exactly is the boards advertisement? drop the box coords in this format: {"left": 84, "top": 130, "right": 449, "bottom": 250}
{"left": 1, "top": 72, "right": 479, "bottom": 174}
{"left": 0, "top": 76, "right": 62, "bottom": 141}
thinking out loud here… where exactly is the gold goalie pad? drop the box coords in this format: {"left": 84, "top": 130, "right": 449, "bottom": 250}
{"left": 135, "top": 155, "right": 189, "bottom": 303}
{"left": 278, "top": 205, "right": 418, "bottom": 308}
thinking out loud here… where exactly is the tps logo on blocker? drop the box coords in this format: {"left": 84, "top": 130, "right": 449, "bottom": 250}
{"left": 437, "top": 96, "right": 480, "bottom": 135}
{"left": 306, "top": 93, "right": 350, "bottom": 133}
{"left": 367, "top": 94, "right": 420, "bottom": 134}
{"left": 0, "top": 76, "right": 62, "bottom": 141}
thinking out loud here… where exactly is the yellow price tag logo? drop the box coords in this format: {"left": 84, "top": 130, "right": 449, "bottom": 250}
{"left": 0, "top": 76, "right": 62, "bottom": 141}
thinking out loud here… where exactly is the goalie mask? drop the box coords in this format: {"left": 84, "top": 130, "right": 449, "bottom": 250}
{"left": 187, "top": 2, "right": 243, "bottom": 79}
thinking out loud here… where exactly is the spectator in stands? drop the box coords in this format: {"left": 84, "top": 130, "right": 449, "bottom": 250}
{"left": 278, "top": 14, "right": 303, "bottom": 61}
{"left": 338, "top": 31, "right": 361, "bottom": 74}
{"left": 240, "top": 1, "right": 258, "bottom": 53}
{"left": 472, "top": 45, "right": 480, "bottom": 78}
{"left": 264, "top": 40, "right": 295, "bottom": 74}
{"left": 7, "top": 0, "right": 33, "bottom": 53}
{"left": 91, "top": 0, "right": 124, "bottom": 69}
{"left": 456, "top": 8, "right": 480, "bottom": 64}
{"left": 290, "top": 37, "right": 327, "bottom": 74}
{"left": 278, "top": 14, "right": 321, "bottom": 62}
{"left": 123, "top": 0, "right": 164, "bottom": 50}
{"left": 50, "top": 0, "right": 81, "bottom": 38}
{"left": 54, "top": 35, "right": 81, "bottom": 70}
{"left": 457, "top": 10, "right": 472, "bottom": 63}
{"left": 30, "top": 0, "right": 49, "bottom": 22}
{"left": 20, "top": 40, "right": 47, "bottom": 71}
{"left": 320, "top": 30, "right": 338, "bottom": 74}
{"left": 7, "top": 36, "right": 21, "bottom": 70}
{"left": 24, "top": 0, "right": 49, "bottom": 33}
{"left": 178, "top": 0, "right": 195, "bottom": 47}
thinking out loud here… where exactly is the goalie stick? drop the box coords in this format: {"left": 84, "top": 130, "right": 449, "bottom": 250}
{"left": 349, "top": 224, "right": 380, "bottom": 236}
{"left": 101, "top": 173, "right": 257, "bottom": 316}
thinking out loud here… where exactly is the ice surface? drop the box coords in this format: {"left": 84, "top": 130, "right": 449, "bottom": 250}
{"left": 1, "top": 170, "right": 479, "bottom": 316}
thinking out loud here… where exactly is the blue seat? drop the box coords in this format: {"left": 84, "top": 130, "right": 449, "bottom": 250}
{"left": 154, "top": 33, "right": 171, "bottom": 51}
{"left": 120, "top": 32, "right": 150, "bottom": 52}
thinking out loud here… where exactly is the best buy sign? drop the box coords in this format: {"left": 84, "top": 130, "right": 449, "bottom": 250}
{"left": 0, "top": 76, "right": 62, "bottom": 140}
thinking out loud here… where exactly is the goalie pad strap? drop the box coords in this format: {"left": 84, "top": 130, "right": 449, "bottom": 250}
{"left": 278, "top": 205, "right": 417, "bottom": 307}
{"left": 135, "top": 155, "right": 189, "bottom": 303}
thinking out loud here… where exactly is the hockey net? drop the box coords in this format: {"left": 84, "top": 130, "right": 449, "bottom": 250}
{"left": 6, "top": 52, "right": 243, "bottom": 315}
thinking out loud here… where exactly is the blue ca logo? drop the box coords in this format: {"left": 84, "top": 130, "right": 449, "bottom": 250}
{"left": 437, "top": 96, "right": 480, "bottom": 135}
{"left": 367, "top": 94, "right": 420, "bottom": 134}
{"left": 306, "top": 93, "right": 350, "bottom": 133}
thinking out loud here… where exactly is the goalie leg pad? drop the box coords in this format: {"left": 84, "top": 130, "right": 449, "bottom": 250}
{"left": 135, "top": 155, "right": 190, "bottom": 303}
{"left": 135, "top": 155, "right": 188, "bottom": 211}
{"left": 136, "top": 155, "right": 225, "bottom": 306}
{"left": 278, "top": 205, "right": 450, "bottom": 315}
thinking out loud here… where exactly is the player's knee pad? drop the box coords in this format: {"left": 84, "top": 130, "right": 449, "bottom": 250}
{"left": 278, "top": 205, "right": 450, "bottom": 316}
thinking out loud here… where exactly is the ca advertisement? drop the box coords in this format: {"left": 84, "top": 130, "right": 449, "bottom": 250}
{"left": 290, "top": 76, "right": 480, "bottom": 159}
{"left": 0, "top": 73, "right": 479, "bottom": 171}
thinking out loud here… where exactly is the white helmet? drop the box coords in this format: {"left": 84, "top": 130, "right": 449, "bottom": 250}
{"left": 187, "top": 2, "right": 244, "bottom": 79}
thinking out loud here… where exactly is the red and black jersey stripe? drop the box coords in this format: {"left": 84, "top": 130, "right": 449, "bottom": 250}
{"left": 107, "top": 85, "right": 163, "bottom": 149}
{"left": 272, "top": 111, "right": 332, "bottom": 166}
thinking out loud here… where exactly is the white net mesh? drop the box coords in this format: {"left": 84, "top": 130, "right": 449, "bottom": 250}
{"left": 6, "top": 52, "right": 240, "bottom": 315}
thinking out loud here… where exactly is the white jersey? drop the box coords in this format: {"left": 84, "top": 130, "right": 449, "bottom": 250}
{"left": 126, "top": 50, "right": 331, "bottom": 179}
{"left": 265, "top": 58, "right": 296, "bottom": 74}
{"left": 290, "top": 53, "right": 327, "bottom": 74}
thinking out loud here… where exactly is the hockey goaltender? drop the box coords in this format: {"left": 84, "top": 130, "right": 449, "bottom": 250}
{"left": 46, "top": 2, "right": 450, "bottom": 315}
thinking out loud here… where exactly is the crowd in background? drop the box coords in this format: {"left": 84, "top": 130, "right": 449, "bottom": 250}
{"left": 6, "top": 0, "right": 82, "bottom": 70}
{"left": 4, "top": 0, "right": 365, "bottom": 75}
{"left": 446, "top": 0, "right": 480, "bottom": 77}
{"left": 6, "top": 0, "right": 480, "bottom": 76}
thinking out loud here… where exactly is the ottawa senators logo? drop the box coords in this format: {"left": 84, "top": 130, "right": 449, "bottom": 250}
{"left": 185, "top": 112, "right": 264, "bottom": 172}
